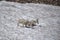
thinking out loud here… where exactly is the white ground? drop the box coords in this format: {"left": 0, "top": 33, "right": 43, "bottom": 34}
{"left": 0, "top": 1, "right": 60, "bottom": 40}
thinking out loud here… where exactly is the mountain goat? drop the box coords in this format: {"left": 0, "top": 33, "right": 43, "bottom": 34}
{"left": 17, "top": 18, "right": 39, "bottom": 28}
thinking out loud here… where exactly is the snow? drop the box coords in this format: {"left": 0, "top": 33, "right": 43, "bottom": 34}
{"left": 0, "top": 1, "right": 60, "bottom": 40}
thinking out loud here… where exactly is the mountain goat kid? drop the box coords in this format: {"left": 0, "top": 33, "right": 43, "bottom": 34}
{"left": 17, "top": 18, "right": 39, "bottom": 28}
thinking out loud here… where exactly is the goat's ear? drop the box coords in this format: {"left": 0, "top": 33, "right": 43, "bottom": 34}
{"left": 37, "top": 18, "right": 39, "bottom": 24}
